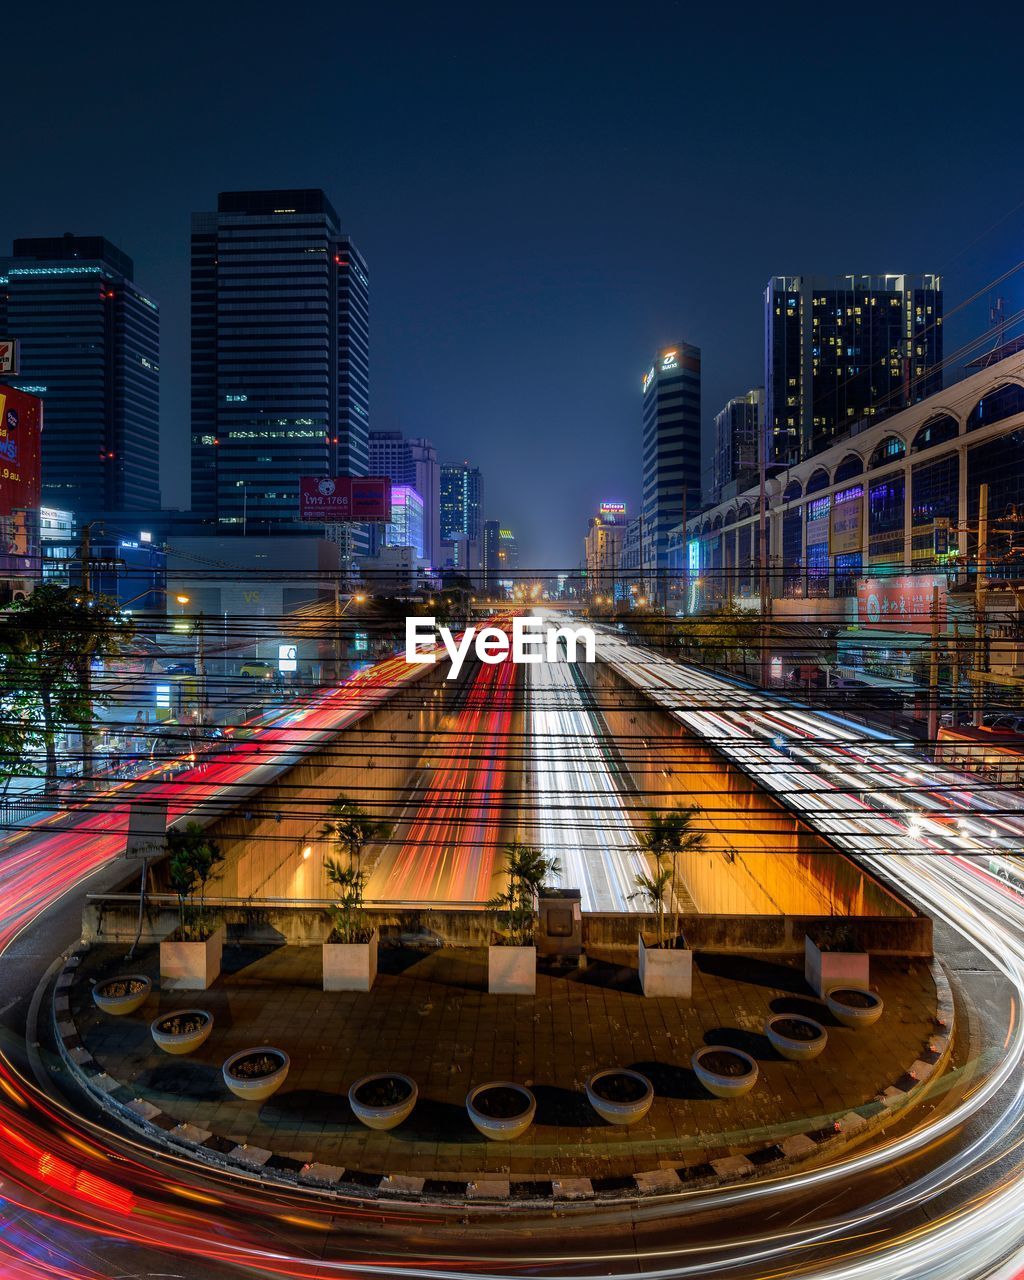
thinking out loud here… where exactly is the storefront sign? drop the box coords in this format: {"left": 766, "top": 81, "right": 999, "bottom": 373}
{"left": 829, "top": 487, "right": 863, "bottom": 556}
{"left": 856, "top": 575, "right": 945, "bottom": 631}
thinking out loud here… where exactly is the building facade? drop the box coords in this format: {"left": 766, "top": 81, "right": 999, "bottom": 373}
{"left": 713, "top": 388, "right": 763, "bottom": 503}
{"left": 585, "top": 512, "right": 624, "bottom": 600}
{"left": 681, "top": 345, "right": 1024, "bottom": 614}
{"left": 369, "top": 429, "right": 440, "bottom": 567}
{"left": 384, "top": 484, "right": 425, "bottom": 559}
{"left": 0, "top": 234, "right": 160, "bottom": 513}
{"left": 765, "top": 274, "right": 942, "bottom": 466}
{"left": 440, "top": 462, "right": 484, "bottom": 574}
{"left": 641, "top": 343, "right": 701, "bottom": 575}
{"left": 189, "top": 190, "right": 368, "bottom": 538}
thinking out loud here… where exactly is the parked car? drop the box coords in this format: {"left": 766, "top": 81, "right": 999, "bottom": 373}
{"left": 163, "top": 662, "right": 196, "bottom": 675}
{"left": 983, "top": 713, "right": 1024, "bottom": 734}
{"left": 239, "top": 660, "right": 274, "bottom": 679}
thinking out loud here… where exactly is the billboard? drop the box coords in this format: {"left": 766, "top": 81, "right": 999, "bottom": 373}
{"left": 829, "top": 486, "right": 863, "bottom": 556}
{"left": 856, "top": 575, "right": 945, "bottom": 632}
{"left": 0, "top": 386, "right": 42, "bottom": 579}
{"left": 599, "top": 501, "right": 626, "bottom": 524}
{"left": 299, "top": 475, "right": 392, "bottom": 522}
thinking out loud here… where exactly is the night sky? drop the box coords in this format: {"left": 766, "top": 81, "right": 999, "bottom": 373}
{"left": 4, "top": 1, "right": 1024, "bottom": 568}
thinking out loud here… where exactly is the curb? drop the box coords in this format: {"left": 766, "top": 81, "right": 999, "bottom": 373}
{"left": 53, "top": 952, "right": 956, "bottom": 1208}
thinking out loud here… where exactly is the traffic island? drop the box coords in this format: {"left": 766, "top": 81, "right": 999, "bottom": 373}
{"left": 54, "top": 943, "right": 955, "bottom": 1206}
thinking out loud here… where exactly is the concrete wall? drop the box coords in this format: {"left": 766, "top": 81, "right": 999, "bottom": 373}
{"left": 82, "top": 900, "right": 931, "bottom": 956}
{"left": 141, "top": 663, "right": 458, "bottom": 905}
{"left": 586, "top": 661, "right": 913, "bottom": 919}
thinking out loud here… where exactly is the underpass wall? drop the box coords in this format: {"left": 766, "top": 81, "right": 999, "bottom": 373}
{"left": 586, "top": 660, "right": 914, "bottom": 919}
{"left": 146, "top": 663, "right": 458, "bottom": 904}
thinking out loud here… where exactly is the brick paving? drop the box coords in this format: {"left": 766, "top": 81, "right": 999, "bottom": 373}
{"left": 70, "top": 942, "right": 939, "bottom": 1179}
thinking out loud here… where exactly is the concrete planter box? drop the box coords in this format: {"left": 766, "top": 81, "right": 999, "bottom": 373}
{"left": 322, "top": 929, "right": 378, "bottom": 992}
{"left": 692, "top": 1045, "right": 759, "bottom": 1098}
{"left": 487, "top": 944, "right": 536, "bottom": 995}
{"left": 150, "top": 1009, "right": 214, "bottom": 1056}
{"left": 92, "top": 974, "right": 152, "bottom": 1016}
{"left": 466, "top": 1081, "right": 536, "bottom": 1141}
{"left": 826, "top": 987, "right": 885, "bottom": 1029}
{"left": 585, "top": 1068, "right": 654, "bottom": 1126}
{"left": 348, "top": 1072, "right": 418, "bottom": 1131}
{"left": 765, "top": 1013, "right": 827, "bottom": 1061}
{"left": 638, "top": 934, "right": 692, "bottom": 998}
{"left": 804, "top": 936, "right": 869, "bottom": 997}
{"left": 222, "top": 1047, "right": 290, "bottom": 1102}
{"left": 160, "top": 925, "right": 225, "bottom": 992}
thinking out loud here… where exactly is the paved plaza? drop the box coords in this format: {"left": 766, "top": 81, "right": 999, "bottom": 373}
{"left": 67, "top": 942, "right": 944, "bottom": 1180}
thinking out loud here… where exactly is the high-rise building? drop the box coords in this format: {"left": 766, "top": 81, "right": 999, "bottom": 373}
{"left": 440, "top": 462, "right": 484, "bottom": 541}
{"left": 189, "top": 189, "right": 368, "bottom": 537}
{"left": 383, "top": 484, "right": 424, "bottom": 559}
{"left": 712, "top": 388, "right": 764, "bottom": 502}
{"left": 368, "top": 429, "right": 440, "bottom": 567}
{"left": 765, "top": 273, "right": 942, "bottom": 465}
{"left": 0, "top": 234, "right": 160, "bottom": 513}
{"left": 483, "top": 520, "right": 519, "bottom": 593}
{"left": 585, "top": 513, "right": 624, "bottom": 599}
{"left": 641, "top": 343, "right": 700, "bottom": 575}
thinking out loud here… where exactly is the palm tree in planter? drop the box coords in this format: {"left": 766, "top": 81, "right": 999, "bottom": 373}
{"left": 160, "top": 823, "right": 226, "bottom": 991}
{"left": 487, "top": 841, "right": 560, "bottom": 994}
{"left": 632, "top": 808, "right": 704, "bottom": 998}
{"left": 320, "top": 795, "right": 393, "bottom": 992}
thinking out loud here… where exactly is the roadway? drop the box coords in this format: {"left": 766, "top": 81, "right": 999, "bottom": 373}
{"left": 366, "top": 652, "right": 521, "bottom": 904}
{"left": 528, "top": 654, "right": 651, "bottom": 911}
{"left": 3, "top": 636, "right": 1024, "bottom": 1277}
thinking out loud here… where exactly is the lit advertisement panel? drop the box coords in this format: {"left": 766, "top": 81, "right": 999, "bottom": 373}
{"left": 0, "top": 386, "right": 42, "bottom": 579}
{"left": 299, "top": 476, "right": 392, "bottom": 522}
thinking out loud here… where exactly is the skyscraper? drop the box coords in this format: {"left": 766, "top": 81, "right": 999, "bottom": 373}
{"left": 0, "top": 234, "right": 160, "bottom": 513}
{"left": 641, "top": 343, "right": 700, "bottom": 575}
{"left": 440, "top": 462, "right": 484, "bottom": 578}
{"left": 190, "top": 189, "right": 368, "bottom": 535}
{"left": 483, "top": 520, "right": 518, "bottom": 593}
{"left": 712, "top": 388, "right": 764, "bottom": 502}
{"left": 765, "top": 274, "right": 942, "bottom": 465}
{"left": 368, "top": 429, "right": 440, "bottom": 567}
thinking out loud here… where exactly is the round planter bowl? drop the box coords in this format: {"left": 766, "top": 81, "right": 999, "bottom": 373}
{"left": 692, "top": 1045, "right": 759, "bottom": 1099}
{"left": 92, "top": 975, "right": 152, "bottom": 1016}
{"left": 586, "top": 1068, "right": 654, "bottom": 1126}
{"left": 466, "top": 1082, "right": 536, "bottom": 1141}
{"left": 348, "top": 1073, "right": 418, "bottom": 1131}
{"left": 150, "top": 1009, "right": 214, "bottom": 1056}
{"left": 826, "top": 988, "right": 884, "bottom": 1029}
{"left": 222, "top": 1047, "right": 290, "bottom": 1102}
{"left": 765, "top": 1013, "right": 827, "bottom": 1062}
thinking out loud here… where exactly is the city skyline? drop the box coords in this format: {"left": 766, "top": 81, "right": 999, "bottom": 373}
{"left": 2, "top": 4, "right": 1024, "bottom": 568}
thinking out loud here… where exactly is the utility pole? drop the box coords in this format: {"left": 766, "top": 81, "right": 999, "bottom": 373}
{"left": 927, "top": 582, "right": 941, "bottom": 746}
{"left": 79, "top": 520, "right": 100, "bottom": 784}
{"left": 194, "top": 611, "right": 207, "bottom": 724}
{"left": 974, "top": 483, "right": 989, "bottom": 728}
{"left": 758, "top": 413, "right": 771, "bottom": 688}
{"left": 951, "top": 620, "right": 961, "bottom": 727}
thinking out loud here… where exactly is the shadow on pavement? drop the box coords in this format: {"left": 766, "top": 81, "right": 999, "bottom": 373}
{"left": 628, "top": 1059, "right": 712, "bottom": 1100}
{"left": 702, "top": 1025, "right": 782, "bottom": 1061}
{"left": 696, "top": 952, "right": 808, "bottom": 994}
{"left": 532, "top": 1083, "right": 594, "bottom": 1127}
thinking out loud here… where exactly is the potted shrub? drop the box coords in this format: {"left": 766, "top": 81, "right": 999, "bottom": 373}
{"left": 159, "top": 823, "right": 225, "bottom": 991}
{"left": 765, "top": 1013, "right": 827, "bottom": 1061}
{"left": 92, "top": 974, "right": 152, "bottom": 1016}
{"left": 585, "top": 1068, "right": 654, "bottom": 1126}
{"left": 321, "top": 795, "right": 392, "bottom": 992}
{"left": 466, "top": 1081, "right": 536, "bottom": 1141}
{"left": 804, "top": 925, "right": 869, "bottom": 998}
{"left": 222, "top": 1047, "right": 290, "bottom": 1101}
{"left": 487, "top": 842, "right": 560, "bottom": 994}
{"left": 348, "top": 1072, "right": 418, "bottom": 1130}
{"left": 692, "top": 1045, "right": 759, "bottom": 1098}
{"left": 150, "top": 1008, "right": 214, "bottom": 1055}
{"left": 826, "top": 987, "right": 885, "bottom": 1029}
{"left": 630, "top": 809, "right": 704, "bottom": 998}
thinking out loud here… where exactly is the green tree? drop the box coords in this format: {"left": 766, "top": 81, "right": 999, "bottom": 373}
{"left": 321, "top": 795, "right": 393, "bottom": 943}
{"left": 166, "top": 822, "right": 224, "bottom": 941}
{"left": 0, "top": 583, "right": 133, "bottom": 792}
{"left": 677, "top": 604, "right": 761, "bottom": 677}
{"left": 636, "top": 808, "right": 706, "bottom": 947}
{"left": 489, "top": 841, "right": 561, "bottom": 946}
{"left": 629, "top": 863, "right": 673, "bottom": 948}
